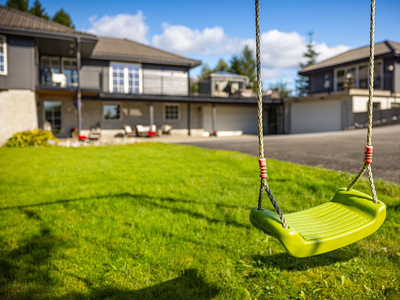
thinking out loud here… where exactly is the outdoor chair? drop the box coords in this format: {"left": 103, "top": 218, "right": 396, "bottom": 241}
{"left": 88, "top": 126, "right": 101, "bottom": 140}
{"left": 161, "top": 124, "right": 173, "bottom": 135}
{"left": 136, "top": 125, "right": 150, "bottom": 137}
{"left": 123, "top": 124, "right": 136, "bottom": 137}
{"left": 52, "top": 73, "right": 67, "bottom": 87}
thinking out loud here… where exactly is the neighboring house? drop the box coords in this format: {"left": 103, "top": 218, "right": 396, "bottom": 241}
{"left": 0, "top": 6, "right": 282, "bottom": 145}
{"left": 198, "top": 71, "right": 252, "bottom": 97}
{"left": 284, "top": 40, "right": 400, "bottom": 134}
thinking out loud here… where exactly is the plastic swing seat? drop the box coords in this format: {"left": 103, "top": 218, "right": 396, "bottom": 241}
{"left": 250, "top": 188, "right": 386, "bottom": 258}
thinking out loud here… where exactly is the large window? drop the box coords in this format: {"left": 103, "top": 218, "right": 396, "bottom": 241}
{"left": 41, "top": 57, "right": 60, "bottom": 85}
{"left": 44, "top": 101, "right": 62, "bottom": 133}
{"left": 103, "top": 103, "right": 121, "bottom": 121}
{"left": 0, "top": 35, "right": 6, "bottom": 75}
{"left": 62, "top": 58, "right": 78, "bottom": 86}
{"left": 335, "top": 62, "right": 383, "bottom": 91}
{"left": 110, "top": 62, "right": 141, "bottom": 94}
{"left": 164, "top": 104, "right": 180, "bottom": 121}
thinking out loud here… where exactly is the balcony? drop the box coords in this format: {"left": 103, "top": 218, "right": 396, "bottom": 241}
{"left": 37, "top": 64, "right": 78, "bottom": 92}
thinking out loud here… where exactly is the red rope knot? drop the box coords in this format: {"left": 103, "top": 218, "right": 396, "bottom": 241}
{"left": 363, "top": 145, "right": 373, "bottom": 164}
{"left": 259, "top": 158, "right": 267, "bottom": 179}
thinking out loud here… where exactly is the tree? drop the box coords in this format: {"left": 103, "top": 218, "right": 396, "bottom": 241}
{"left": 200, "top": 64, "right": 212, "bottom": 79}
{"left": 229, "top": 46, "right": 257, "bottom": 91}
{"left": 229, "top": 55, "right": 243, "bottom": 75}
{"left": 52, "top": 8, "right": 74, "bottom": 29}
{"left": 213, "top": 59, "right": 229, "bottom": 73}
{"left": 296, "top": 32, "right": 319, "bottom": 96}
{"left": 6, "top": 0, "right": 28, "bottom": 12}
{"left": 29, "top": 0, "right": 49, "bottom": 20}
{"left": 240, "top": 45, "right": 257, "bottom": 91}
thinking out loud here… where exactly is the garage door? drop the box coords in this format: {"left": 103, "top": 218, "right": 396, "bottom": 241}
{"left": 203, "top": 105, "right": 258, "bottom": 134}
{"left": 291, "top": 100, "right": 341, "bottom": 133}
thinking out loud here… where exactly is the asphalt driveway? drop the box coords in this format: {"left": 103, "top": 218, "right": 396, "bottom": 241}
{"left": 177, "top": 124, "right": 400, "bottom": 184}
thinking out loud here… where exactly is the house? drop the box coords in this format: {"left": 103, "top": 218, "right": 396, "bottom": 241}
{"left": 284, "top": 40, "right": 400, "bottom": 134}
{"left": 0, "top": 6, "right": 284, "bottom": 145}
{"left": 198, "top": 71, "right": 252, "bottom": 97}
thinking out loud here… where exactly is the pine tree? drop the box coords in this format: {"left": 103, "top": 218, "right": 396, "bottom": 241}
{"left": 52, "top": 8, "right": 74, "bottom": 29}
{"left": 296, "top": 32, "right": 319, "bottom": 96}
{"left": 213, "top": 59, "right": 229, "bottom": 73}
{"left": 229, "top": 46, "right": 257, "bottom": 91}
{"left": 29, "top": 0, "right": 49, "bottom": 20}
{"left": 200, "top": 64, "right": 212, "bottom": 79}
{"left": 6, "top": 0, "right": 28, "bottom": 12}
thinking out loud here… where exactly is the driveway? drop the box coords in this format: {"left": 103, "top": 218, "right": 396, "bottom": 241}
{"left": 177, "top": 124, "right": 400, "bottom": 184}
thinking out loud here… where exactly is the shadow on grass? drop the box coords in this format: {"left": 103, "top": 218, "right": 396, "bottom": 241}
{"left": 252, "top": 248, "right": 356, "bottom": 271}
{"left": 0, "top": 225, "right": 69, "bottom": 299}
{"left": 61, "top": 269, "right": 219, "bottom": 300}
{"left": 0, "top": 225, "right": 218, "bottom": 299}
{"left": 0, "top": 193, "right": 252, "bottom": 230}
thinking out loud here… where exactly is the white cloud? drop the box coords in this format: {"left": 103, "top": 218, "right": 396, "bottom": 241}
{"left": 315, "top": 42, "right": 351, "bottom": 62}
{"left": 152, "top": 23, "right": 228, "bottom": 55}
{"left": 152, "top": 25, "right": 350, "bottom": 74}
{"left": 86, "top": 13, "right": 350, "bottom": 82}
{"left": 87, "top": 11, "right": 149, "bottom": 44}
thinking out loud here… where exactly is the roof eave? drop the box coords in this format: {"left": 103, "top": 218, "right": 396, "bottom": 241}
{"left": 299, "top": 52, "right": 397, "bottom": 76}
{"left": 90, "top": 54, "right": 201, "bottom": 68}
{"left": 0, "top": 25, "right": 97, "bottom": 42}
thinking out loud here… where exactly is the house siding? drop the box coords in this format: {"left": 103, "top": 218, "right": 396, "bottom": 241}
{"left": 395, "top": 59, "right": 400, "bottom": 94}
{"left": 81, "top": 59, "right": 108, "bottom": 91}
{"left": 143, "top": 65, "right": 188, "bottom": 95}
{"left": 383, "top": 58, "right": 394, "bottom": 92}
{"left": 7, "top": 36, "right": 35, "bottom": 90}
{"left": 0, "top": 90, "right": 37, "bottom": 145}
{"left": 309, "top": 71, "right": 333, "bottom": 94}
{"left": 0, "top": 76, "right": 6, "bottom": 90}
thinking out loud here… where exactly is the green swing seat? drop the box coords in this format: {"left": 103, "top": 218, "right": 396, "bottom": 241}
{"left": 250, "top": 188, "right": 386, "bottom": 258}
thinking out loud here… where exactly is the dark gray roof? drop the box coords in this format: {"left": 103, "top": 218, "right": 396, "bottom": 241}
{"left": 300, "top": 40, "right": 400, "bottom": 74}
{"left": 0, "top": 5, "right": 95, "bottom": 38}
{"left": 91, "top": 37, "right": 201, "bottom": 67}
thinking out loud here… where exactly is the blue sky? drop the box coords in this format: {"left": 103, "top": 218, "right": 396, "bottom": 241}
{"left": 3, "top": 0, "right": 400, "bottom": 87}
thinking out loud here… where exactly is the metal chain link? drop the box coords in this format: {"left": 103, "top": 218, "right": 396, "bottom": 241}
{"left": 255, "top": 0, "right": 288, "bottom": 228}
{"left": 347, "top": 0, "right": 378, "bottom": 205}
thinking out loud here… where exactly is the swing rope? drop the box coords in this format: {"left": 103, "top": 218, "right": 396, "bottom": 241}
{"left": 255, "top": 0, "right": 288, "bottom": 229}
{"left": 254, "top": 0, "right": 378, "bottom": 231}
{"left": 347, "top": 0, "right": 378, "bottom": 204}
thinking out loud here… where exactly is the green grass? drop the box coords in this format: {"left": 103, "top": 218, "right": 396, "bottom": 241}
{"left": 0, "top": 143, "right": 399, "bottom": 299}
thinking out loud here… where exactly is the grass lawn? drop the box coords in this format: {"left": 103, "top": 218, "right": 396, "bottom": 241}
{"left": 0, "top": 143, "right": 399, "bottom": 299}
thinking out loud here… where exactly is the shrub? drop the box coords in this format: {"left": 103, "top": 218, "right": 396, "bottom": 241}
{"left": 4, "top": 129, "right": 58, "bottom": 148}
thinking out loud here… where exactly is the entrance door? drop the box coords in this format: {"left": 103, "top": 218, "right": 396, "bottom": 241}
{"left": 44, "top": 101, "right": 62, "bottom": 135}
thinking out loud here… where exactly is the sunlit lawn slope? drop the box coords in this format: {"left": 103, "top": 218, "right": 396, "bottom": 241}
{"left": 0, "top": 143, "right": 399, "bottom": 299}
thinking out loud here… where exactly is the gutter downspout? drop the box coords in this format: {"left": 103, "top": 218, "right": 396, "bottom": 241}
{"left": 76, "top": 37, "right": 82, "bottom": 134}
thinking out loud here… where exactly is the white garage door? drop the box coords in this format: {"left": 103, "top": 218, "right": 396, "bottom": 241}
{"left": 203, "top": 105, "right": 258, "bottom": 134}
{"left": 291, "top": 100, "right": 341, "bottom": 133}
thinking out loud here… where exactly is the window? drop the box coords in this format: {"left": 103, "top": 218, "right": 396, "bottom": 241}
{"left": 336, "top": 70, "right": 345, "bottom": 91}
{"left": 372, "top": 102, "right": 381, "bottom": 110}
{"left": 374, "top": 62, "right": 382, "bottom": 89}
{"left": 110, "top": 62, "right": 141, "bottom": 94}
{"left": 164, "top": 104, "right": 180, "bottom": 121}
{"left": 335, "top": 62, "right": 383, "bottom": 91}
{"left": 0, "top": 35, "right": 7, "bottom": 75}
{"left": 359, "top": 65, "right": 368, "bottom": 89}
{"left": 62, "top": 58, "right": 78, "bottom": 86}
{"left": 41, "top": 56, "right": 60, "bottom": 85}
{"left": 103, "top": 103, "right": 121, "bottom": 120}
{"left": 44, "top": 101, "right": 62, "bottom": 133}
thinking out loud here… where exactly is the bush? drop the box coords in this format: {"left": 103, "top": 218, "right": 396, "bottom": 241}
{"left": 4, "top": 129, "right": 58, "bottom": 148}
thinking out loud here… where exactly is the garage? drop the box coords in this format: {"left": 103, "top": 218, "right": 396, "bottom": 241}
{"left": 203, "top": 104, "right": 258, "bottom": 134}
{"left": 290, "top": 100, "right": 341, "bottom": 133}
